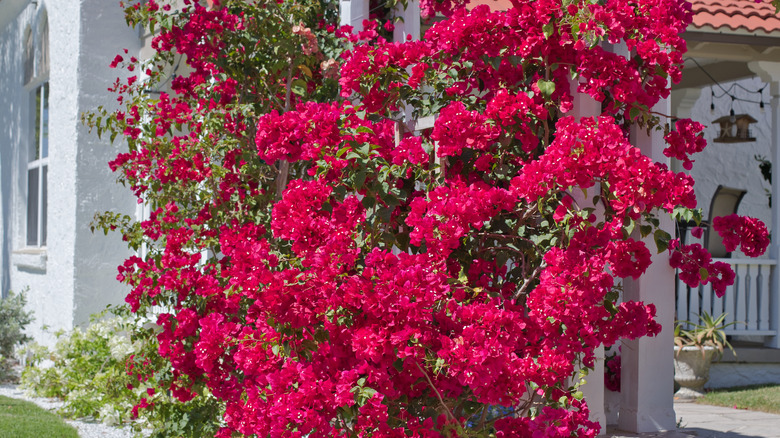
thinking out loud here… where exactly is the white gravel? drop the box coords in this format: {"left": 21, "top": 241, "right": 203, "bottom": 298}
{"left": 0, "top": 384, "right": 139, "bottom": 438}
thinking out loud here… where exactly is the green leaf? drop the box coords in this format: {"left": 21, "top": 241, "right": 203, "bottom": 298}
{"left": 290, "top": 78, "right": 307, "bottom": 97}
{"left": 629, "top": 106, "right": 641, "bottom": 121}
{"left": 699, "top": 267, "right": 709, "bottom": 281}
{"left": 542, "top": 23, "right": 554, "bottom": 39}
{"left": 537, "top": 80, "right": 555, "bottom": 97}
{"left": 361, "top": 195, "right": 375, "bottom": 210}
{"left": 355, "top": 169, "right": 367, "bottom": 189}
{"left": 654, "top": 229, "right": 672, "bottom": 253}
{"left": 623, "top": 218, "right": 636, "bottom": 236}
{"left": 603, "top": 299, "right": 618, "bottom": 315}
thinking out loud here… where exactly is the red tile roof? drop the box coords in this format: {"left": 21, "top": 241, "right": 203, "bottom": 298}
{"left": 689, "top": 0, "right": 780, "bottom": 34}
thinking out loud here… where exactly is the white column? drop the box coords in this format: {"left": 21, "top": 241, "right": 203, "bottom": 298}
{"left": 568, "top": 79, "right": 607, "bottom": 433}
{"left": 749, "top": 61, "right": 780, "bottom": 349}
{"left": 393, "top": 0, "right": 421, "bottom": 42}
{"left": 582, "top": 345, "right": 607, "bottom": 434}
{"left": 769, "top": 88, "right": 780, "bottom": 349}
{"left": 670, "top": 88, "right": 701, "bottom": 121}
{"left": 618, "top": 95, "right": 677, "bottom": 433}
{"left": 339, "top": 0, "right": 370, "bottom": 30}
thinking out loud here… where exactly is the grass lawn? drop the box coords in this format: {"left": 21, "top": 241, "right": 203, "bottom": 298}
{"left": 697, "top": 384, "right": 780, "bottom": 415}
{"left": 0, "top": 395, "right": 79, "bottom": 438}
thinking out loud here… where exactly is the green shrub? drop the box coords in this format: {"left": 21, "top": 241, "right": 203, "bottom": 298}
{"left": 0, "top": 290, "right": 33, "bottom": 381}
{"left": 21, "top": 306, "right": 223, "bottom": 437}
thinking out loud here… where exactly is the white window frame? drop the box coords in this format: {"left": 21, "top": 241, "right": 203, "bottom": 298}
{"left": 22, "top": 8, "right": 49, "bottom": 250}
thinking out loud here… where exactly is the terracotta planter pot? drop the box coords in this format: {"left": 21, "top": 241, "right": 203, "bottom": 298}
{"left": 673, "top": 345, "right": 718, "bottom": 400}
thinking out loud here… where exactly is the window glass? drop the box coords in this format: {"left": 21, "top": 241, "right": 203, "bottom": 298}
{"left": 26, "top": 168, "right": 39, "bottom": 246}
{"left": 33, "top": 86, "right": 41, "bottom": 161}
{"left": 42, "top": 83, "right": 48, "bottom": 158}
{"left": 41, "top": 165, "right": 48, "bottom": 246}
{"left": 27, "top": 83, "right": 48, "bottom": 247}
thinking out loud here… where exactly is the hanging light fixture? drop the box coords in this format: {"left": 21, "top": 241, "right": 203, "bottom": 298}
{"left": 713, "top": 113, "right": 757, "bottom": 143}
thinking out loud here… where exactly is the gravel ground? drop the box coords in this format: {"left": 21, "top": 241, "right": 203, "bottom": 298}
{"left": 0, "top": 384, "right": 139, "bottom": 438}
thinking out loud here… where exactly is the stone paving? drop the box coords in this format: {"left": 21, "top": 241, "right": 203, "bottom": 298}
{"left": 606, "top": 402, "right": 780, "bottom": 438}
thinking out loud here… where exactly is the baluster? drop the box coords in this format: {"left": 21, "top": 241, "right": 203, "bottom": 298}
{"left": 701, "top": 278, "right": 712, "bottom": 321}
{"left": 676, "top": 272, "right": 684, "bottom": 322}
{"left": 757, "top": 265, "right": 764, "bottom": 331}
{"left": 745, "top": 265, "right": 752, "bottom": 330}
{"left": 771, "top": 264, "right": 777, "bottom": 336}
{"left": 689, "top": 280, "right": 699, "bottom": 329}
{"left": 732, "top": 265, "right": 740, "bottom": 328}
{"left": 763, "top": 264, "right": 773, "bottom": 331}
{"left": 713, "top": 272, "right": 724, "bottom": 317}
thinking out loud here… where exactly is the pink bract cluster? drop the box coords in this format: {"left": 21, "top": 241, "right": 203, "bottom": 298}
{"left": 713, "top": 214, "right": 771, "bottom": 258}
{"left": 102, "top": 0, "right": 770, "bottom": 436}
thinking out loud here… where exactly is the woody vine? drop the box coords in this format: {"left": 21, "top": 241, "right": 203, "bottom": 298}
{"left": 86, "top": 0, "right": 770, "bottom": 436}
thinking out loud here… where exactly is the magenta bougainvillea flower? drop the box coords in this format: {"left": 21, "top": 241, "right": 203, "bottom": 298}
{"left": 95, "top": 0, "right": 769, "bottom": 436}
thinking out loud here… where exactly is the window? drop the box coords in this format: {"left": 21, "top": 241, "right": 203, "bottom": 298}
{"left": 24, "top": 11, "right": 49, "bottom": 248}
{"left": 27, "top": 82, "right": 48, "bottom": 247}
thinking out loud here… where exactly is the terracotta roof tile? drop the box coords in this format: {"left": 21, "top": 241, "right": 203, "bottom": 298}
{"left": 689, "top": 0, "right": 780, "bottom": 34}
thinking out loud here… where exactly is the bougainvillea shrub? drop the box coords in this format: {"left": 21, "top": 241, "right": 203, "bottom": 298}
{"left": 88, "top": 0, "right": 770, "bottom": 436}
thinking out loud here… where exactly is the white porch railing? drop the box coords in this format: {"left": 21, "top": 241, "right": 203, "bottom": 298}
{"left": 675, "top": 258, "right": 778, "bottom": 337}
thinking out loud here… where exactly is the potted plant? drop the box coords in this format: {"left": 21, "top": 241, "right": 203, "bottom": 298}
{"left": 673, "top": 312, "right": 737, "bottom": 400}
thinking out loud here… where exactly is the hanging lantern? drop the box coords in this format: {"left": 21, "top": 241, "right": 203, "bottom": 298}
{"left": 712, "top": 114, "right": 757, "bottom": 143}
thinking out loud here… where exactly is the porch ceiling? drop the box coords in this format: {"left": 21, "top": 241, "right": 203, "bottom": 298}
{"left": 676, "top": 60, "right": 754, "bottom": 89}
{"left": 676, "top": 35, "right": 780, "bottom": 89}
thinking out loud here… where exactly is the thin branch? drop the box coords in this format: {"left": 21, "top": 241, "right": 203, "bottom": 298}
{"left": 479, "top": 405, "right": 489, "bottom": 430}
{"left": 476, "top": 245, "right": 526, "bottom": 256}
{"left": 413, "top": 360, "right": 457, "bottom": 423}
{"left": 275, "top": 64, "right": 294, "bottom": 199}
{"left": 513, "top": 262, "right": 545, "bottom": 299}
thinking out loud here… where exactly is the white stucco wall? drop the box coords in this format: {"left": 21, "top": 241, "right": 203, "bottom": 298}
{"left": 72, "top": 0, "right": 139, "bottom": 328}
{"left": 684, "top": 77, "right": 773, "bottom": 241}
{"left": 0, "top": 0, "right": 138, "bottom": 346}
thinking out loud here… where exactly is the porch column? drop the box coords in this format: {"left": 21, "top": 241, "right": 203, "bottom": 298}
{"left": 748, "top": 61, "right": 780, "bottom": 349}
{"left": 393, "top": 0, "right": 421, "bottom": 43}
{"left": 569, "top": 80, "right": 607, "bottom": 433}
{"left": 340, "top": 0, "right": 369, "bottom": 30}
{"left": 619, "top": 95, "right": 677, "bottom": 433}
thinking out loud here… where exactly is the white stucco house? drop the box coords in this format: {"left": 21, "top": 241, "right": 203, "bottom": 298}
{"left": 0, "top": 0, "right": 138, "bottom": 345}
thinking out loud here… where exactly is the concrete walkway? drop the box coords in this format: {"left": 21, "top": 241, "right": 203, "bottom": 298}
{"left": 606, "top": 402, "right": 780, "bottom": 438}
